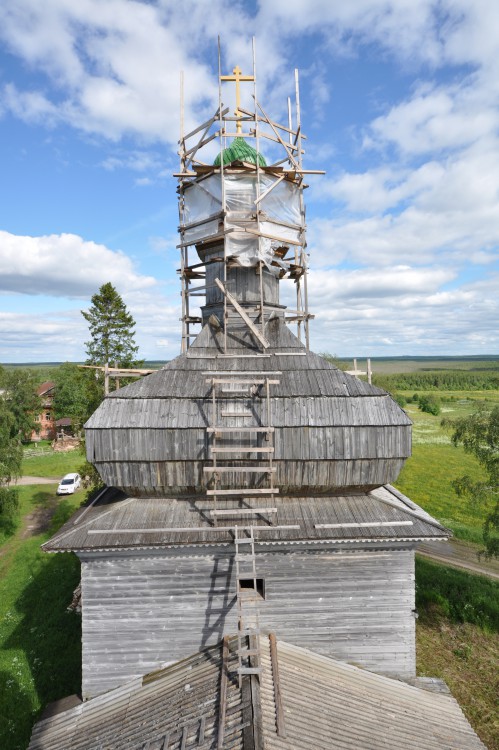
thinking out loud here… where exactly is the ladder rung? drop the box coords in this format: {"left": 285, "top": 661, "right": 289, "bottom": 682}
{"left": 237, "top": 667, "right": 262, "bottom": 675}
{"left": 236, "top": 554, "right": 256, "bottom": 561}
{"left": 207, "top": 427, "right": 274, "bottom": 433}
{"left": 234, "top": 538, "right": 253, "bottom": 544}
{"left": 206, "top": 489, "right": 278, "bottom": 496}
{"left": 203, "top": 466, "right": 276, "bottom": 473}
{"left": 207, "top": 378, "right": 280, "bottom": 385}
{"left": 210, "top": 507, "right": 278, "bottom": 516}
{"left": 221, "top": 411, "right": 252, "bottom": 417}
{"left": 238, "top": 628, "right": 261, "bottom": 636}
{"left": 211, "top": 447, "right": 274, "bottom": 453}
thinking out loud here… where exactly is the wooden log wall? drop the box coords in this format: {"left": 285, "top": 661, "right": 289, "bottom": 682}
{"left": 80, "top": 547, "right": 415, "bottom": 699}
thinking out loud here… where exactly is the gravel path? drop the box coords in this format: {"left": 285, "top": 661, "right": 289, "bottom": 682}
{"left": 417, "top": 538, "right": 499, "bottom": 580}
{"left": 14, "top": 476, "right": 59, "bottom": 485}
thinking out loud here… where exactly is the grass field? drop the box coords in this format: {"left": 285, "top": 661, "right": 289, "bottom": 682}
{"left": 392, "top": 397, "right": 495, "bottom": 544}
{"left": 415, "top": 558, "right": 499, "bottom": 749}
{"left": 417, "top": 620, "right": 498, "bottom": 749}
{"left": 370, "top": 355, "right": 499, "bottom": 374}
{"left": 0, "top": 486, "right": 82, "bottom": 750}
{"left": 21, "top": 449, "right": 83, "bottom": 480}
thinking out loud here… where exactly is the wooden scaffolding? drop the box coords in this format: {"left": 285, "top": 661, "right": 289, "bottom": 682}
{"left": 176, "top": 40, "right": 323, "bottom": 354}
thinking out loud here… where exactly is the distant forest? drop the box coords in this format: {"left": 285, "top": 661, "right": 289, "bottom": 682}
{"left": 373, "top": 369, "right": 499, "bottom": 392}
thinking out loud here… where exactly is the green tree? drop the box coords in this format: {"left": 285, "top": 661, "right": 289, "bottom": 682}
{"left": 82, "top": 283, "right": 140, "bottom": 367}
{"left": 0, "top": 401, "right": 22, "bottom": 534}
{"left": 0, "top": 367, "right": 42, "bottom": 441}
{"left": 418, "top": 393, "right": 441, "bottom": 416}
{"left": 53, "top": 362, "right": 101, "bottom": 433}
{"left": 448, "top": 404, "right": 499, "bottom": 557}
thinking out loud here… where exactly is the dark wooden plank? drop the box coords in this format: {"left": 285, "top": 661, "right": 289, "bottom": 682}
{"left": 269, "top": 633, "right": 286, "bottom": 737}
{"left": 217, "top": 636, "right": 230, "bottom": 750}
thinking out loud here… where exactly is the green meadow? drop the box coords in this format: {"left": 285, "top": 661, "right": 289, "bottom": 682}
{"left": 393, "top": 399, "right": 493, "bottom": 544}
{"left": 0, "top": 485, "right": 82, "bottom": 750}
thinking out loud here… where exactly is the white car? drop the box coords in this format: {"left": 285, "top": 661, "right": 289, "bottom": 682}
{"left": 57, "top": 473, "right": 81, "bottom": 495}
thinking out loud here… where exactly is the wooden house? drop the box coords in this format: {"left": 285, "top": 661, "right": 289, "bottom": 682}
{"left": 32, "top": 381, "right": 56, "bottom": 441}
{"left": 32, "top": 54, "right": 486, "bottom": 750}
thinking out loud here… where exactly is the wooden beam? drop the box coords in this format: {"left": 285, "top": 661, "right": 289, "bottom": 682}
{"left": 78, "top": 365, "right": 155, "bottom": 376}
{"left": 269, "top": 634, "right": 286, "bottom": 737}
{"left": 214, "top": 278, "right": 270, "bottom": 349}
{"left": 314, "top": 521, "right": 414, "bottom": 529}
{"left": 206, "top": 488, "right": 278, "bottom": 495}
{"left": 239, "top": 106, "right": 307, "bottom": 139}
{"left": 217, "top": 636, "right": 229, "bottom": 750}
{"left": 88, "top": 524, "right": 299, "bottom": 534}
{"left": 243, "top": 226, "right": 301, "bottom": 247}
{"left": 183, "top": 106, "right": 228, "bottom": 141}
{"left": 254, "top": 98, "right": 301, "bottom": 169}
{"left": 203, "top": 466, "right": 276, "bottom": 473}
{"left": 253, "top": 174, "right": 285, "bottom": 205}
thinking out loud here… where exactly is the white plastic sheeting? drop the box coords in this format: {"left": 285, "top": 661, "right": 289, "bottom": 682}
{"left": 182, "top": 174, "right": 302, "bottom": 267}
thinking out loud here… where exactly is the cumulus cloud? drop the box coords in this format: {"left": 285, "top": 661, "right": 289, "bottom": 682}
{"left": 0, "top": 0, "right": 220, "bottom": 143}
{"left": 0, "top": 287, "right": 183, "bottom": 363}
{"left": 0, "top": 0, "right": 498, "bottom": 360}
{"left": 306, "top": 270, "right": 499, "bottom": 356}
{"left": 0, "top": 230, "right": 156, "bottom": 298}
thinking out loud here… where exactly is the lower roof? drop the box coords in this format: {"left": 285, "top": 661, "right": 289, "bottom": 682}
{"left": 42, "top": 484, "right": 449, "bottom": 553}
{"left": 28, "top": 633, "right": 486, "bottom": 750}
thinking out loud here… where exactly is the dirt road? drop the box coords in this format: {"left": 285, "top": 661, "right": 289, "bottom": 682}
{"left": 417, "top": 538, "right": 499, "bottom": 580}
{"left": 14, "top": 476, "right": 59, "bottom": 485}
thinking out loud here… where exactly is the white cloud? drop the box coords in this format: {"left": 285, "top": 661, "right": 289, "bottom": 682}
{"left": 308, "top": 266, "right": 455, "bottom": 302}
{"left": 306, "top": 270, "right": 499, "bottom": 356}
{"left": 0, "top": 287, "right": 183, "bottom": 363}
{"left": 365, "top": 77, "right": 499, "bottom": 157}
{"left": 0, "top": 230, "right": 156, "bottom": 298}
{"left": 0, "top": 0, "right": 220, "bottom": 143}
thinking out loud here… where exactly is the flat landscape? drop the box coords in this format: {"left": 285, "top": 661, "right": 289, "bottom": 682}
{"left": 0, "top": 356, "right": 498, "bottom": 750}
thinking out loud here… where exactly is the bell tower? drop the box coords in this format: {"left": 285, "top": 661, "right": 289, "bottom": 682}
{"left": 177, "top": 49, "right": 313, "bottom": 355}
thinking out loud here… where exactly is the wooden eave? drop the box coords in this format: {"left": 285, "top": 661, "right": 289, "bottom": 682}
{"left": 41, "top": 486, "right": 449, "bottom": 554}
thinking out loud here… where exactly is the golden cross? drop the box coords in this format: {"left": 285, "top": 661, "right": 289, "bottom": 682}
{"left": 220, "top": 65, "right": 254, "bottom": 134}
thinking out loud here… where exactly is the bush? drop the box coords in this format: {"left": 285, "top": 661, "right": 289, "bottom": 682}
{"left": 418, "top": 393, "right": 441, "bottom": 415}
{"left": 0, "top": 487, "right": 19, "bottom": 535}
{"left": 393, "top": 393, "right": 407, "bottom": 408}
{"left": 416, "top": 558, "right": 499, "bottom": 631}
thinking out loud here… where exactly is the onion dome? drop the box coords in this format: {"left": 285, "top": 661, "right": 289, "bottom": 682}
{"left": 213, "top": 136, "right": 267, "bottom": 167}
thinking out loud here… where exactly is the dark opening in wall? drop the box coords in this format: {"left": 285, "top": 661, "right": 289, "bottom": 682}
{"left": 239, "top": 578, "right": 265, "bottom": 598}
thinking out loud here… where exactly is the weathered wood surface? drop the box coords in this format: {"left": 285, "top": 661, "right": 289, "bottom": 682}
{"left": 42, "top": 487, "right": 448, "bottom": 552}
{"left": 85, "top": 317, "right": 411, "bottom": 495}
{"left": 80, "top": 548, "right": 415, "bottom": 698}
{"left": 28, "top": 633, "right": 487, "bottom": 750}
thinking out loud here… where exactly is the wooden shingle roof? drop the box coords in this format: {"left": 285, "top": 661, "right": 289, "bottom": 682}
{"left": 28, "top": 634, "right": 486, "bottom": 750}
{"left": 42, "top": 485, "right": 449, "bottom": 553}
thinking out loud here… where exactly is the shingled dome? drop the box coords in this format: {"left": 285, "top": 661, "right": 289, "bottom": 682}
{"left": 214, "top": 136, "right": 267, "bottom": 167}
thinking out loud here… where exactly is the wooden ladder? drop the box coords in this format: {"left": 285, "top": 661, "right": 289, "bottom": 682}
{"left": 234, "top": 525, "right": 261, "bottom": 687}
{"left": 204, "top": 375, "right": 280, "bottom": 522}
{"left": 204, "top": 374, "right": 280, "bottom": 685}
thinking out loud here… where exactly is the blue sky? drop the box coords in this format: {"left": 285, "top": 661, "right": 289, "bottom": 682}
{"left": 0, "top": 0, "right": 498, "bottom": 363}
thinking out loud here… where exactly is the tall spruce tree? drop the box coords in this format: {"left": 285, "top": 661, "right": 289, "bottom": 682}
{"left": 82, "top": 283, "right": 140, "bottom": 367}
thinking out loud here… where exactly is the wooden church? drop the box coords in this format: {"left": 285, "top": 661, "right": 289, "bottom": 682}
{"left": 30, "top": 52, "right": 487, "bottom": 750}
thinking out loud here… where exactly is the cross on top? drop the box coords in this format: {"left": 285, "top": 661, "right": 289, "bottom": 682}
{"left": 220, "top": 65, "right": 254, "bottom": 134}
